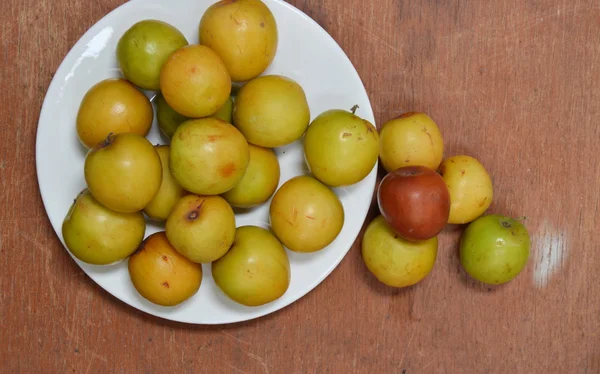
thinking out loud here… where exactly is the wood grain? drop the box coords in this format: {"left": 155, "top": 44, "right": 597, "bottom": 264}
{"left": 1, "top": 0, "right": 599, "bottom": 372}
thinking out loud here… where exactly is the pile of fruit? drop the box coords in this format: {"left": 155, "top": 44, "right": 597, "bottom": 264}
{"left": 362, "top": 112, "right": 531, "bottom": 288}
{"left": 61, "top": 0, "right": 531, "bottom": 312}
{"left": 62, "top": 0, "right": 380, "bottom": 308}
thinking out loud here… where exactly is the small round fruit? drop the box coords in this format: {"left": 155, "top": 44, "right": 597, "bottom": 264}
{"left": 269, "top": 176, "right": 344, "bottom": 253}
{"left": 222, "top": 144, "right": 280, "bottom": 208}
{"left": 128, "top": 231, "right": 203, "bottom": 307}
{"left": 379, "top": 112, "right": 444, "bottom": 172}
{"left": 76, "top": 78, "right": 153, "bottom": 148}
{"left": 62, "top": 189, "right": 146, "bottom": 265}
{"left": 459, "top": 214, "right": 530, "bottom": 285}
{"left": 233, "top": 75, "right": 310, "bottom": 148}
{"left": 160, "top": 44, "right": 231, "bottom": 118}
{"left": 170, "top": 118, "right": 249, "bottom": 195}
{"left": 439, "top": 155, "right": 494, "bottom": 224}
{"left": 304, "top": 108, "right": 379, "bottom": 187}
{"left": 362, "top": 215, "right": 437, "bottom": 288}
{"left": 156, "top": 94, "right": 234, "bottom": 139}
{"left": 117, "top": 20, "right": 188, "bottom": 91}
{"left": 377, "top": 166, "right": 450, "bottom": 241}
{"left": 199, "top": 0, "right": 278, "bottom": 82}
{"left": 212, "top": 226, "right": 290, "bottom": 307}
{"left": 84, "top": 133, "right": 162, "bottom": 213}
{"left": 143, "top": 145, "right": 186, "bottom": 222}
{"left": 165, "top": 195, "right": 236, "bottom": 263}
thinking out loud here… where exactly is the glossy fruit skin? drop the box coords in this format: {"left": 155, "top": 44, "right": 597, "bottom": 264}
{"left": 212, "top": 226, "right": 290, "bottom": 307}
{"left": 460, "top": 214, "right": 530, "bottom": 285}
{"left": 165, "top": 195, "right": 236, "bottom": 263}
{"left": 84, "top": 133, "right": 162, "bottom": 213}
{"left": 199, "top": 0, "right": 278, "bottom": 82}
{"left": 156, "top": 93, "right": 234, "bottom": 139}
{"left": 62, "top": 189, "right": 146, "bottom": 265}
{"left": 439, "top": 155, "right": 494, "bottom": 224}
{"left": 169, "top": 118, "right": 249, "bottom": 195}
{"left": 143, "top": 145, "right": 186, "bottom": 222}
{"left": 269, "top": 176, "right": 344, "bottom": 253}
{"left": 233, "top": 75, "right": 310, "bottom": 148}
{"left": 160, "top": 44, "right": 232, "bottom": 118}
{"left": 378, "top": 112, "right": 444, "bottom": 172}
{"left": 377, "top": 165, "right": 450, "bottom": 241}
{"left": 128, "top": 231, "right": 203, "bottom": 307}
{"left": 303, "top": 109, "right": 379, "bottom": 187}
{"left": 76, "top": 78, "right": 153, "bottom": 149}
{"left": 117, "top": 20, "right": 188, "bottom": 91}
{"left": 222, "top": 144, "right": 280, "bottom": 208}
{"left": 362, "top": 215, "right": 438, "bottom": 288}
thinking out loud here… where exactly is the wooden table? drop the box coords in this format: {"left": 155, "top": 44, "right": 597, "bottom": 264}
{"left": 2, "top": 0, "right": 598, "bottom": 372}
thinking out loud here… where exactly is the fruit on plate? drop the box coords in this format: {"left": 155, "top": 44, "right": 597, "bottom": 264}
{"left": 377, "top": 165, "right": 450, "bottom": 241}
{"left": 160, "top": 44, "right": 231, "bottom": 118}
{"left": 211, "top": 95, "right": 234, "bottom": 124}
{"left": 169, "top": 118, "right": 249, "bottom": 195}
{"left": 459, "top": 214, "right": 530, "bottom": 285}
{"left": 76, "top": 78, "right": 153, "bottom": 149}
{"left": 269, "top": 175, "right": 344, "bottom": 253}
{"left": 303, "top": 106, "right": 379, "bottom": 187}
{"left": 222, "top": 144, "right": 280, "bottom": 208}
{"left": 62, "top": 189, "right": 146, "bottom": 265}
{"left": 84, "top": 133, "right": 162, "bottom": 213}
{"left": 212, "top": 226, "right": 290, "bottom": 307}
{"left": 128, "top": 231, "right": 203, "bottom": 307}
{"left": 156, "top": 93, "right": 234, "bottom": 139}
{"left": 233, "top": 75, "right": 310, "bottom": 148}
{"left": 378, "top": 112, "right": 444, "bottom": 172}
{"left": 143, "top": 145, "right": 186, "bottom": 222}
{"left": 439, "top": 155, "right": 494, "bottom": 224}
{"left": 361, "top": 215, "right": 437, "bottom": 288}
{"left": 117, "top": 19, "right": 189, "bottom": 91}
{"left": 165, "top": 195, "right": 236, "bottom": 263}
{"left": 199, "top": 0, "right": 278, "bottom": 82}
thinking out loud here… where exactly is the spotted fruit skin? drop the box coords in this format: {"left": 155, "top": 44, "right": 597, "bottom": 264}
{"left": 303, "top": 108, "right": 379, "bottom": 187}
{"left": 269, "top": 176, "right": 344, "bottom": 253}
{"left": 439, "top": 155, "right": 493, "bottom": 224}
{"left": 128, "top": 231, "right": 203, "bottom": 307}
{"left": 199, "top": 0, "right": 278, "bottom": 82}
{"left": 378, "top": 112, "right": 444, "bottom": 172}
{"left": 165, "top": 195, "right": 236, "bottom": 263}
{"left": 169, "top": 118, "right": 249, "bottom": 196}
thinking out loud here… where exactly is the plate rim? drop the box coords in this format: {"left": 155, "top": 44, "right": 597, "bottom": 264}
{"left": 35, "top": 0, "right": 377, "bottom": 325}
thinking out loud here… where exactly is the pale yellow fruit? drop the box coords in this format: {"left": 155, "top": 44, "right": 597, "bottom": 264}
{"left": 378, "top": 112, "right": 444, "bottom": 172}
{"left": 212, "top": 226, "right": 290, "bottom": 307}
{"left": 361, "top": 215, "right": 437, "bottom": 288}
{"left": 269, "top": 176, "right": 344, "bottom": 253}
{"left": 439, "top": 155, "right": 494, "bottom": 224}
{"left": 165, "top": 195, "right": 236, "bottom": 263}
{"left": 233, "top": 75, "right": 310, "bottom": 148}
{"left": 159, "top": 44, "right": 231, "bottom": 118}
{"left": 199, "top": 0, "right": 278, "bottom": 82}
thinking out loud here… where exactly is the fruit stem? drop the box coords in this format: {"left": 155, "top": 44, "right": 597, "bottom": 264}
{"left": 350, "top": 104, "right": 359, "bottom": 114}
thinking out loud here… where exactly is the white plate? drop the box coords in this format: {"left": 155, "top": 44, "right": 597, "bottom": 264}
{"left": 36, "top": 0, "right": 377, "bottom": 325}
